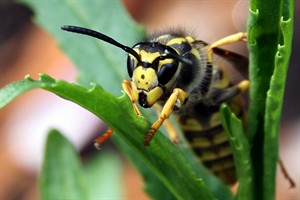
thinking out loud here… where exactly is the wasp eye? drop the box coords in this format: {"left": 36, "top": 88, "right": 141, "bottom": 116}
{"left": 157, "top": 62, "right": 178, "bottom": 85}
{"left": 127, "top": 56, "right": 136, "bottom": 77}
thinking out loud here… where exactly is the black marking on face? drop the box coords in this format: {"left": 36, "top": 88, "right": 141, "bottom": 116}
{"left": 138, "top": 92, "right": 149, "bottom": 108}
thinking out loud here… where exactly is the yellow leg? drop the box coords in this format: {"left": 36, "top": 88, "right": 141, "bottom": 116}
{"left": 213, "top": 80, "right": 250, "bottom": 104}
{"left": 163, "top": 118, "right": 180, "bottom": 145}
{"left": 94, "top": 80, "right": 142, "bottom": 149}
{"left": 122, "top": 80, "right": 142, "bottom": 116}
{"left": 153, "top": 104, "right": 180, "bottom": 144}
{"left": 144, "top": 88, "right": 187, "bottom": 146}
{"left": 207, "top": 32, "right": 247, "bottom": 62}
{"left": 237, "top": 80, "right": 250, "bottom": 92}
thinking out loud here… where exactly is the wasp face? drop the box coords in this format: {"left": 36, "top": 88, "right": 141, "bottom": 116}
{"left": 127, "top": 42, "right": 180, "bottom": 108}
{"left": 130, "top": 66, "right": 163, "bottom": 108}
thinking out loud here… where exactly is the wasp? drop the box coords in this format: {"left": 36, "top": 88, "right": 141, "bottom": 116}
{"left": 61, "top": 25, "right": 249, "bottom": 185}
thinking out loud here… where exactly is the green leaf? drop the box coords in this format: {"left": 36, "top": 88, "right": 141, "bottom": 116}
{"left": 113, "top": 137, "right": 176, "bottom": 200}
{"left": 1, "top": 74, "right": 220, "bottom": 199}
{"left": 0, "top": 75, "right": 43, "bottom": 108}
{"left": 84, "top": 151, "right": 124, "bottom": 199}
{"left": 247, "top": 0, "right": 294, "bottom": 199}
{"left": 115, "top": 125, "right": 233, "bottom": 200}
{"left": 40, "top": 130, "right": 88, "bottom": 200}
{"left": 220, "top": 104, "right": 253, "bottom": 200}
{"left": 20, "top": 0, "right": 144, "bottom": 95}
{"left": 263, "top": 1, "right": 294, "bottom": 199}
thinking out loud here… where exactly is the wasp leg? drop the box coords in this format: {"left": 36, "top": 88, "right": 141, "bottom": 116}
{"left": 93, "top": 80, "right": 139, "bottom": 150}
{"left": 122, "top": 80, "right": 142, "bottom": 116}
{"left": 207, "top": 32, "right": 247, "bottom": 62}
{"left": 163, "top": 118, "right": 180, "bottom": 145}
{"left": 213, "top": 80, "right": 249, "bottom": 104}
{"left": 94, "top": 128, "right": 113, "bottom": 150}
{"left": 153, "top": 104, "right": 180, "bottom": 145}
{"left": 279, "top": 157, "right": 296, "bottom": 188}
{"left": 144, "top": 88, "right": 187, "bottom": 146}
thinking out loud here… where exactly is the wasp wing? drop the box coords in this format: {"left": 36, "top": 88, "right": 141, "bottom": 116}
{"left": 193, "top": 40, "right": 248, "bottom": 84}
{"left": 212, "top": 46, "right": 248, "bottom": 80}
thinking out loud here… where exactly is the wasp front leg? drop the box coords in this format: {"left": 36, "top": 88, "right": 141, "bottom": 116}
{"left": 144, "top": 88, "right": 187, "bottom": 146}
{"left": 122, "top": 79, "right": 142, "bottom": 116}
{"left": 94, "top": 80, "right": 141, "bottom": 149}
{"left": 153, "top": 104, "right": 180, "bottom": 145}
{"left": 163, "top": 118, "right": 180, "bottom": 145}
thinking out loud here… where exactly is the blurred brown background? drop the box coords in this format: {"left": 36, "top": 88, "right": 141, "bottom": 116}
{"left": 1, "top": 0, "right": 299, "bottom": 199}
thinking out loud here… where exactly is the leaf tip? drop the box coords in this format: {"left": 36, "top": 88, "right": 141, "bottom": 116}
{"left": 46, "top": 129, "right": 64, "bottom": 143}
{"left": 24, "top": 74, "right": 33, "bottom": 81}
{"left": 249, "top": 8, "right": 259, "bottom": 16}
{"left": 39, "top": 73, "right": 56, "bottom": 83}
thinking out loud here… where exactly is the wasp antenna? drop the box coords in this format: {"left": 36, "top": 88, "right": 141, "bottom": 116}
{"left": 61, "top": 25, "right": 141, "bottom": 61}
{"left": 173, "top": 54, "right": 193, "bottom": 65}
{"left": 161, "top": 53, "right": 193, "bottom": 65}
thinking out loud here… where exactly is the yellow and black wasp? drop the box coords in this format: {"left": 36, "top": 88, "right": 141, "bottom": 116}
{"left": 61, "top": 25, "right": 249, "bottom": 185}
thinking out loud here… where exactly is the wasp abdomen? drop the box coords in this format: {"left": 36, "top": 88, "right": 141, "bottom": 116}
{"left": 177, "top": 102, "right": 240, "bottom": 185}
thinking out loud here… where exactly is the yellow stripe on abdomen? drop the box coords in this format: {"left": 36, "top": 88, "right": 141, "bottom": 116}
{"left": 178, "top": 111, "right": 236, "bottom": 185}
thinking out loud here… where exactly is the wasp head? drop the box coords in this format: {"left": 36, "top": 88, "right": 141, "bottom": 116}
{"left": 127, "top": 42, "right": 189, "bottom": 108}
{"left": 60, "top": 26, "right": 191, "bottom": 108}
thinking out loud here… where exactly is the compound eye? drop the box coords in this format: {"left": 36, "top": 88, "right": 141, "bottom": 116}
{"left": 127, "top": 56, "right": 136, "bottom": 78}
{"left": 157, "top": 61, "right": 178, "bottom": 85}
